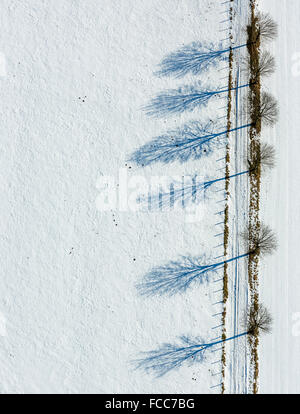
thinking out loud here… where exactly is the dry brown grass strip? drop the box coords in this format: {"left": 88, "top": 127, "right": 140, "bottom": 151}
{"left": 221, "top": 0, "right": 234, "bottom": 394}
{"left": 247, "top": 0, "right": 261, "bottom": 394}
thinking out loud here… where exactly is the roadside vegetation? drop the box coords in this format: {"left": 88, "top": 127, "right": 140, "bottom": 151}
{"left": 135, "top": 303, "right": 272, "bottom": 377}
{"left": 131, "top": 0, "right": 278, "bottom": 394}
{"left": 246, "top": 0, "right": 278, "bottom": 393}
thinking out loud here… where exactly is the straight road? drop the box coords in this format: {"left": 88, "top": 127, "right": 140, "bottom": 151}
{"left": 259, "top": 0, "right": 300, "bottom": 394}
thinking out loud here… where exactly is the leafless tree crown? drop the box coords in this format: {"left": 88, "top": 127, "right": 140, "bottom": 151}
{"left": 244, "top": 91, "right": 278, "bottom": 126}
{"left": 242, "top": 223, "right": 278, "bottom": 256}
{"left": 245, "top": 303, "right": 273, "bottom": 336}
{"left": 242, "top": 51, "right": 275, "bottom": 79}
{"left": 258, "top": 51, "right": 276, "bottom": 77}
{"left": 260, "top": 142, "right": 276, "bottom": 170}
{"left": 257, "top": 12, "right": 278, "bottom": 42}
{"left": 248, "top": 142, "right": 276, "bottom": 173}
{"left": 259, "top": 91, "right": 279, "bottom": 126}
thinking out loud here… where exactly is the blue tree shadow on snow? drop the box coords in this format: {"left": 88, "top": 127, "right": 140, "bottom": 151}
{"left": 142, "top": 170, "right": 249, "bottom": 211}
{"left": 134, "top": 332, "right": 248, "bottom": 377}
{"left": 134, "top": 336, "right": 207, "bottom": 377}
{"left": 144, "top": 83, "right": 249, "bottom": 118}
{"left": 155, "top": 43, "right": 247, "bottom": 78}
{"left": 137, "top": 253, "right": 249, "bottom": 297}
{"left": 130, "top": 123, "right": 251, "bottom": 166}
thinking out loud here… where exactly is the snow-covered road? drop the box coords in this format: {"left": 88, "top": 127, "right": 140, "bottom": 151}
{"left": 259, "top": 0, "right": 300, "bottom": 394}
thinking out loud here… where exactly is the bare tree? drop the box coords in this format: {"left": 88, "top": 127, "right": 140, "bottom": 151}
{"left": 245, "top": 303, "right": 273, "bottom": 336}
{"left": 242, "top": 223, "right": 278, "bottom": 256}
{"left": 258, "top": 51, "right": 276, "bottom": 77}
{"left": 242, "top": 51, "right": 275, "bottom": 79}
{"left": 257, "top": 12, "right": 278, "bottom": 42}
{"left": 135, "top": 303, "right": 273, "bottom": 376}
{"left": 258, "top": 91, "right": 279, "bottom": 126}
{"left": 248, "top": 142, "right": 276, "bottom": 173}
{"left": 244, "top": 91, "right": 279, "bottom": 126}
{"left": 259, "top": 142, "right": 276, "bottom": 169}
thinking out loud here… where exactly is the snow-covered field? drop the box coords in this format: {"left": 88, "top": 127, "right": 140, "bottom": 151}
{"left": 0, "top": 0, "right": 298, "bottom": 394}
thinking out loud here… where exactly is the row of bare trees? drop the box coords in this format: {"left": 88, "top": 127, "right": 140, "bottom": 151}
{"left": 132, "top": 12, "right": 279, "bottom": 381}
{"left": 242, "top": 10, "right": 278, "bottom": 392}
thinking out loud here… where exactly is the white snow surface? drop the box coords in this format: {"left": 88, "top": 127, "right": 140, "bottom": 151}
{"left": 0, "top": 0, "right": 231, "bottom": 393}
{"left": 0, "top": 0, "right": 298, "bottom": 395}
{"left": 259, "top": 0, "right": 300, "bottom": 394}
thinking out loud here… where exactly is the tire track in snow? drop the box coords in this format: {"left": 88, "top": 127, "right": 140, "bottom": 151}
{"left": 233, "top": 68, "right": 241, "bottom": 394}
{"left": 228, "top": 0, "right": 249, "bottom": 394}
{"left": 232, "top": 64, "right": 248, "bottom": 394}
{"left": 209, "top": 0, "right": 233, "bottom": 393}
